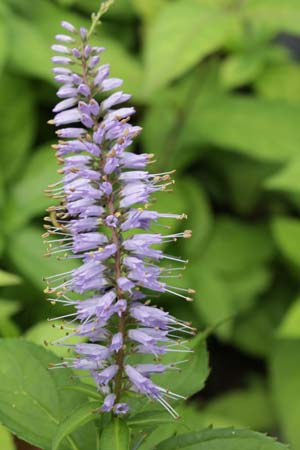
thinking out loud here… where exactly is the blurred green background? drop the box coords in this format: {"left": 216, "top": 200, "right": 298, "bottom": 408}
{"left": 1, "top": 0, "right": 300, "bottom": 448}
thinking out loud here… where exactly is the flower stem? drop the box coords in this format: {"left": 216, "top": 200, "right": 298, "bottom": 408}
{"left": 88, "top": 0, "right": 115, "bottom": 38}
{"left": 107, "top": 196, "right": 126, "bottom": 403}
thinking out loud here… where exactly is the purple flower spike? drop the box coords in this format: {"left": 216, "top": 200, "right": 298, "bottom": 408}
{"left": 46, "top": 13, "right": 194, "bottom": 419}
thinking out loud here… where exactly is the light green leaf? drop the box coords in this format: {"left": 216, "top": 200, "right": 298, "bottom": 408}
{"left": 52, "top": 401, "right": 100, "bottom": 450}
{"left": 138, "top": 403, "right": 206, "bottom": 450}
{"left": 62, "top": 384, "right": 102, "bottom": 401}
{"left": 221, "top": 52, "right": 264, "bottom": 88}
{"left": 277, "top": 300, "right": 300, "bottom": 339}
{"left": 8, "top": 226, "right": 78, "bottom": 290}
{"left": 75, "top": 0, "right": 134, "bottom": 19}
{"left": 270, "top": 339, "right": 300, "bottom": 450}
{"left": 0, "top": 270, "right": 21, "bottom": 286}
{"left": 156, "top": 427, "right": 288, "bottom": 450}
{"left": 99, "top": 418, "right": 130, "bottom": 450}
{"left": 272, "top": 217, "right": 300, "bottom": 267}
{"left": 0, "top": 73, "right": 36, "bottom": 181}
{"left": 25, "top": 320, "right": 84, "bottom": 358}
{"left": 144, "top": 0, "right": 237, "bottom": 94}
{"left": 130, "top": 0, "right": 167, "bottom": 22}
{"left": 8, "top": 0, "right": 142, "bottom": 97}
{"left": 183, "top": 95, "right": 300, "bottom": 162}
{"left": 130, "top": 334, "right": 209, "bottom": 400}
{"left": 6, "top": 142, "right": 59, "bottom": 230}
{"left": 245, "top": 0, "right": 300, "bottom": 35}
{"left": 0, "top": 339, "right": 99, "bottom": 450}
{"left": 256, "top": 64, "right": 300, "bottom": 103}
{"left": 264, "top": 156, "right": 300, "bottom": 195}
{"left": 128, "top": 410, "right": 176, "bottom": 428}
{"left": 0, "top": 425, "right": 16, "bottom": 450}
{"left": 0, "top": 318, "right": 20, "bottom": 338}
{"left": 0, "top": 6, "right": 8, "bottom": 73}
{"left": 0, "top": 299, "right": 20, "bottom": 318}
{"left": 8, "top": 13, "right": 53, "bottom": 82}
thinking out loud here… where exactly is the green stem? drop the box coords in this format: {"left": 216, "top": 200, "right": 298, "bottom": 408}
{"left": 88, "top": 0, "right": 115, "bottom": 38}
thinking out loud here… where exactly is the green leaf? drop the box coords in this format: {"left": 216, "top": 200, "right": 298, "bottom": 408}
{"left": 264, "top": 155, "right": 300, "bottom": 195}
{"left": 202, "top": 381, "right": 274, "bottom": 431}
{"left": 130, "top": 0, "right": 167, "bottom": 22}
{"left": 232, "top": 279, "right": 292, "bottom": 357}
{"left": 0, "top": 73, "right": 35, "bottom": 181}
{"left": 180, "top": 179, "right": 213, "bottom": 257}
{"left": 8, "top": 13, "right": 53, "bottom": 82}
{"left": 0, "top": 299, "right": 20, "bottom": 318}
{"left": 25, "top": 320, "right": 84, "bottom": 358}
{"left": 256, "top": 64, "right": 300, "bottom": 103}
{"left": 152, "top": 333, "right": 209, "bottom": 399}
{"left": 0, "top": 339, "right": 99, "bottom": 450}
{"left": 186, "top": 217, "right": 273, "bottom": 336}
{"left": 138, "top": 403, "right": 206, "bottom": 450}
{"left": 183, "top": 95, "right": 300, "bottom": 162}
{"left": 156, "top": 427, "right": 288, "bottom": 450}
{"left": 0, "top": 270, "right": 21, "bottom": 286}
{"left": 61, "top": 384, "right": 102, "bottom": 401}
{"left": 272, "top": 217, "right": 300, "bottom": 267}
{"left": 129, "top": 334, "right": 209, "bottom": 400}
{"left": 8, "top": 226, "right": 78, "bottom": 290}
{"left": 221, "top": 51, "right": 264, "bottom": 88}
{"left": 8, "top": 0, "right": 142, "bottom": 97}
{"left": 244, "top": 0, "right": 300, "bottom": 35}
{"left": 99, "top": 418, "right": 130, "bottom": 450}
{"left": 52, "top": 401, "right": 100, "bottom": 450}
{"left": 144, "top": 0, "right": 237, "bottom": 94}
{"left": 6, "top": 142, "right": 59, "bottom": 230}
{"left": 128, "top": 410, "right": 176, "bottom": 428}
{"left": 277, "top": 300, "right": 300, "bottom": 339}
{"left": 270, "top": 339, "right": 300, "bottom": 449}
{"left": 203, "top": 217, "right": 273, "bottom": 273}
{"left": 0, "top": 424, "right": 16, "bottom": 450}
{"left": 0, "top": 6, "right": 8, "bottom": 73}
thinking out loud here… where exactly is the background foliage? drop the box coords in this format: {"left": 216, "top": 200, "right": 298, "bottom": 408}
{"left": 0, "top": 0, "right": 300, "bottom": 448}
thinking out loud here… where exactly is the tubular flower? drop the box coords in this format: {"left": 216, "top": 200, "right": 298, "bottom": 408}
{"left": 44, "top": 19, "right": 195, "bottom": 418}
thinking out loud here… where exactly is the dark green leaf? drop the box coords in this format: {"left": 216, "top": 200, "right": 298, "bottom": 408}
{"left": 156, "top": 427, "right": 288, "bottom": 450}
{"left": 52, "top": 401, "right": 101, "bottom": 450}
{"left": 152, "top": 333, "right": 209, "bottom": 399}
{"left": 6, "top": 142, "right": 59, "bottom": 230}
{"left": 0, "top": 73, "right": 35, "bottom": 181}
{"left": 0, "top": 339, "right": 98, "bottom": 450}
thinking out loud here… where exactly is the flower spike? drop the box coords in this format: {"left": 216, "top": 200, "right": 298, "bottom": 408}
{"left": 45, "top": 10, "right": 194, "bottom": 417}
